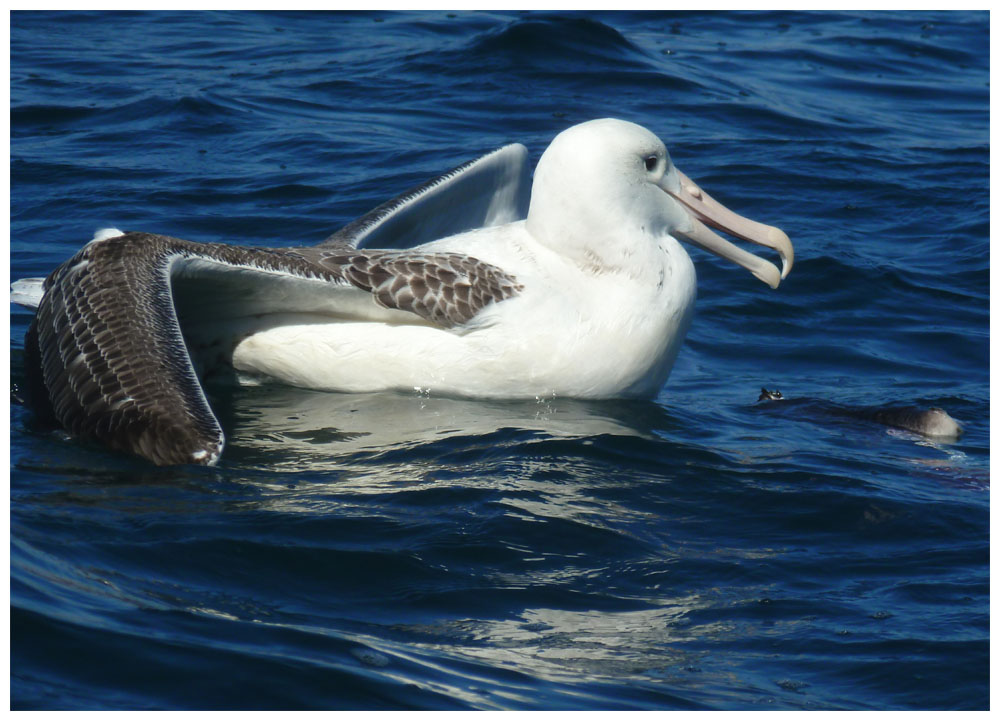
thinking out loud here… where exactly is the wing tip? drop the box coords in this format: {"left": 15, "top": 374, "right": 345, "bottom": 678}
{"left": 189, "top": 443, "right": 223, "bottom": 466}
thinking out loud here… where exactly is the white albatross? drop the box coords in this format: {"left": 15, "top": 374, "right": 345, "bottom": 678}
{"left": 11, "top": 118, "right": 792, "bottom": 466}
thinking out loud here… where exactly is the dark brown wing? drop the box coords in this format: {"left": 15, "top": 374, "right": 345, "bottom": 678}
{"left": 28, "top": 232, "right": 347, "bottom": 466}
{"left": 27, "top": 232, "right": 522, "bottom": 466}
{"left": 35, "top": 234, "right": 210, "bottom": 465}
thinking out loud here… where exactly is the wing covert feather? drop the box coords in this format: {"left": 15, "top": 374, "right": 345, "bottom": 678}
{"left": 298, "top": 248, "right": 523, "bottom": 328}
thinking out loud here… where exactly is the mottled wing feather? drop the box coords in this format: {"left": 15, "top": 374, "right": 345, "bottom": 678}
{"left": 300, "top": 249, "right": 524, "bottom": 328}
{"left": 29, "top": 232, "right": 342, "bottom": 466}
{"left": 31, "top": 233, "right": 226, "bottom": 465}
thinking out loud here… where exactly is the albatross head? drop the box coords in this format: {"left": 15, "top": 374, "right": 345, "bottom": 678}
{"left": 526, "top": 118, "right": 793, "bottom": 288}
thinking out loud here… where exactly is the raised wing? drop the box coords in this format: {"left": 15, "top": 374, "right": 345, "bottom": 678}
{"left": 25, "top": 231, "right": 521, "bottom": 465}
{"left": 324, "top": 143, "right": 531, "bottom": 250}
{"left": 12, "top": 145, "right": 532, "bottom": 309}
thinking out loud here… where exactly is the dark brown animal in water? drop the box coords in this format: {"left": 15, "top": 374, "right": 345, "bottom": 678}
{"left": 757, "top": 388, "right": 963, "bottom": 439}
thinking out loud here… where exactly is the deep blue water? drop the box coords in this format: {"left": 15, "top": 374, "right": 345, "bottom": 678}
{"left": 10, "top": 10, "right": 989, "bottom": 711}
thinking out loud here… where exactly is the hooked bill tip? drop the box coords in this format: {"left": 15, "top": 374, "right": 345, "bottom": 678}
{"left": 753, "top": 261, "right": 782, "bottom": 289}
{"left": 769, "top": 227, "right": 794, "bottom": 279}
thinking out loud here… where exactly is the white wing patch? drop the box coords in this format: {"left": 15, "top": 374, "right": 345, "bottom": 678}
{"left": 93, "top": 227, "right": 125, "bottom": 242}
{"left": 10, "top": 277, "right": 45, "bottom": 309}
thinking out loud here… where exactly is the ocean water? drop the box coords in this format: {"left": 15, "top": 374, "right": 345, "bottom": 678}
{"left": 9, "top": 10, "right": 989, "bottom": 711}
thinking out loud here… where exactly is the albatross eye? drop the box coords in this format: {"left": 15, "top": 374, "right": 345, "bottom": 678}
{"left": 644, "top": 155, "right": 659, "bottom": 172}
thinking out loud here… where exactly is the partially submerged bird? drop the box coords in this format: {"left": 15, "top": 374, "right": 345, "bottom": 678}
{"left": 757, "top": 387, "right": 963, "bottom": 439}
{"left": 12, "top": 119, "right": 792, "bottom": 465}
